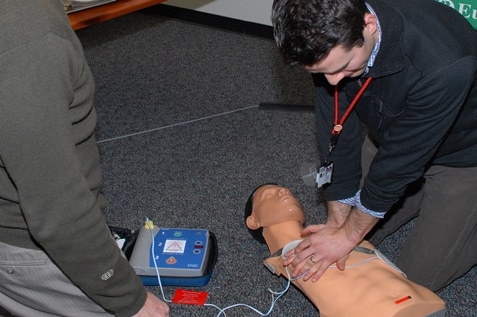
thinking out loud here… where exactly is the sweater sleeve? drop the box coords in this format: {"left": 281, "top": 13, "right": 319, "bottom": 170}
{"left": 360, "top": 58, "right": 477, "bottom": 212}
{"left": 0, "top": 16, "right": 146, "bottom": 317}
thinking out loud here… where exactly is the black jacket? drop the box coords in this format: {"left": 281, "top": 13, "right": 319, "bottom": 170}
{"left": 315, "top": 0, "right": 477, "bottom": 212}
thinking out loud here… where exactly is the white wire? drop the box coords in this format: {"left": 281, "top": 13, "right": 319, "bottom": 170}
{"left": 212, "top": 267, "right": 294, "bottom": 317}
{"left": 329, "top": 256, "right": 379, "bottom": 269}
{"left": 97, "top": 105, "right": 259, "bottom": 143}
{"left": 147, "top": 218, "right": 172, "bottom": 304}
{"left": 146, "top": 219, "right": 393, "bottom": 316}
{"left": 146, "top": 217, "right": 293, "bottom": 316}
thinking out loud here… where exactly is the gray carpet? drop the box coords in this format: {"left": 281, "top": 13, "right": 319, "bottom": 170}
{"left": 75, "top": 7, "right": 476, "bottom": 317}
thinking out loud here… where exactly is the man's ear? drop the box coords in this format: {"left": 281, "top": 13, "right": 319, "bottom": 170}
{"left": 364, "top": 13, "right": 378, "bottom": 35}
{"left": 246, "top": 215, "right": 260, "bottom": 230}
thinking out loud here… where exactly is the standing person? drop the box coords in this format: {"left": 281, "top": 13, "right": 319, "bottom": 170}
{"left": 0, "top": 1, "right": 169, "bottom": 316}
{"left": 272, "top": 0, "right": 477, "bottom": 292}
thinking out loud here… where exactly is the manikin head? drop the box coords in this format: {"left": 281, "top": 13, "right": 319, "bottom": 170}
{"left": 244, "top": 184, "right": 305, "bottom": 244}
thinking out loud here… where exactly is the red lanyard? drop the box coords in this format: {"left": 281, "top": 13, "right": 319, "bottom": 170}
{"left": 332, "top": 77, "right": 372, "bottom": 135}
{"left": 324, "top": 77, "right": 372, "bottom": 165}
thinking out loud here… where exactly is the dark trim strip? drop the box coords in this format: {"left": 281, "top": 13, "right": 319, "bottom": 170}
{"left": 144, "top": 4, "right": 274, "bottom": 39}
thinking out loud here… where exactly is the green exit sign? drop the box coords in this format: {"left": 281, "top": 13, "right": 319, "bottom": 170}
{"left": 436, "top": 0, "right": 477, "bottom": 28}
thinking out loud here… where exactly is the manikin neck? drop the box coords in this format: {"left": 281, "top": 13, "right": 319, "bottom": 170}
{"left": 262, "top": 220, "right": 304, "bottom": 255}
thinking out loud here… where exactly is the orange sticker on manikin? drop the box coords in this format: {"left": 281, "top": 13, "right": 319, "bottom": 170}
{"left": 394, "top": 296, "right": 412, "bottom": 304}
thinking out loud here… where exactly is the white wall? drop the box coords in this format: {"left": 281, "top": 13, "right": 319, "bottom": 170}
{"left": 163, "top": 0, "right": 274, "bottom": 26}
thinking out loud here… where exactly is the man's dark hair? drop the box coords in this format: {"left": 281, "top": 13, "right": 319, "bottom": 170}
{"left": 272, "top": 0, "right": 368, "bottom": 66}
{"left": 244, "top": 183, "right": 278, "bottom": 244}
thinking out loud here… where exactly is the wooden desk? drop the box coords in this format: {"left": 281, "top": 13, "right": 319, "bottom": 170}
{"left": 68, "top": 0, "right": 166, "bottom": 30}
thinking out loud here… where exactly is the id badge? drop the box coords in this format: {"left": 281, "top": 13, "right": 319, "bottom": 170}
{"left": 316, "top": 163, "right": 333, "bottom": 188}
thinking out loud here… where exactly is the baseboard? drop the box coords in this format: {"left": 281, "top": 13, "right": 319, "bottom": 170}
{"left": 144, "top": 4, "right": 274, "bottom": 40}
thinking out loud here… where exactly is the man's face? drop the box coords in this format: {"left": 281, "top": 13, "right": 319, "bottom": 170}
{"left": 252, "top": 185, "right": 305, "bottom": 226}
{"left": 304, "top": 26, "right": 376, "bottom": 85}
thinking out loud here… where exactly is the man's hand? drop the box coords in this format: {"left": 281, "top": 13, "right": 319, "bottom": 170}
{"left": 133, "top": 292, "right": 170, "bottom": 317}
{"left": 282, "top": 224, "right": 355, "bottom": 281}
{"left": 283, "top": 206, "right": 379, "bottom": 282}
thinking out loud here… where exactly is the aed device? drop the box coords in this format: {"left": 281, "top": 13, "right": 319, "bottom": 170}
{"left": 129, "top": 221, "right": 217, "bottom": 286}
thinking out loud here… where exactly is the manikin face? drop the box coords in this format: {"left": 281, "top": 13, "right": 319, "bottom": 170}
{"left": 250, "top": 185, "right": 305, "bottom": 228}
{"left": 304, "top": 14, "right": 378, "bottom": 85}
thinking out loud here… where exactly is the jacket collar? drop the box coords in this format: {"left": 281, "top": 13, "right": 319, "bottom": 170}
{"left": 366, "top": 0, "right": 409, "bottom": 78}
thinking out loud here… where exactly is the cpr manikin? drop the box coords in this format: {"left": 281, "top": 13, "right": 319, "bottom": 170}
{"left": 244, "top": 184, "right": 446, "bottom": 317}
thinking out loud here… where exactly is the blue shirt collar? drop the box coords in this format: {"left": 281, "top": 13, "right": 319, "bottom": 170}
{"left": 365, "top": 3, "right": 381, "bottom": 74}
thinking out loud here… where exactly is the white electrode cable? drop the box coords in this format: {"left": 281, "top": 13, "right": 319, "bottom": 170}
{"left": 146, "top": 218, "right": 294, "bottom": 316}
{"left": 212, "top": 267, "right": 295, "bottom": 317}
{"left": 147, "top": 218, "right": 172, "bottom": 304}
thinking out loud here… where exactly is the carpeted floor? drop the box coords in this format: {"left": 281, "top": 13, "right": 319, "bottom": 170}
{"left": 75, "top": 7, "right": 476, "bottom": 316}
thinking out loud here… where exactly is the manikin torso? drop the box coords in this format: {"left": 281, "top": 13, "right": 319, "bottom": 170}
{"left": 261, "top": 221, "right": 445, "bottom": 317}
